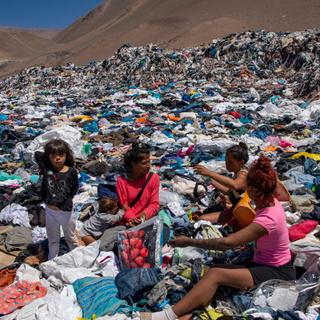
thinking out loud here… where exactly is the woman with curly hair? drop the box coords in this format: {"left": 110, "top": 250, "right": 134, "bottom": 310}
{"left": 141, "top": 155, "right": 296, "bottom": 320}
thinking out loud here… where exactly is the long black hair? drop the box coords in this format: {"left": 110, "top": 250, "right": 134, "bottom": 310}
{"left": 44, "top": 139, "right": 75, "bottom": 167}
{"left": 226, "top": 142, "right": 249, "bottom": 164}
{"left": 124, "top": 142, "right": 150, "bottom": 172}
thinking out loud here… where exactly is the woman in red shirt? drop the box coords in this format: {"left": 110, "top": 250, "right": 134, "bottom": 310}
{"left": 117, "top": 143, "right": 160, "bottom": 226}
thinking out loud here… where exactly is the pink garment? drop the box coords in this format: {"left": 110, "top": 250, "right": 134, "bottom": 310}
{"left": 253, "top": 198, "right": 292, "bottom": 266}
{"left": 116, "top": 172, "right": 160, "bottom": 224}
{"left": 288, "top": 220, "right": 318, "bottom": 242}
{"left": 0, "top": 280, "right": 47, "bottom": 315}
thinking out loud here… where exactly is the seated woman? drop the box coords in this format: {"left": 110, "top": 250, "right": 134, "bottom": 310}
{"left": 195, "top": 142, "right": 249, "bottom": 224}
{"left": 141, "top": 155, "right": 296, "bottom": 320}
{"left": 117, "top": 143, "right": 160, "bottom": 227}
{"left": 195, "top": 143, "right": 291, "bottom": 226}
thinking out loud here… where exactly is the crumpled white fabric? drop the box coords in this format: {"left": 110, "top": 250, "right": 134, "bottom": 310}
{"left": 0, "top": 203, "right": 30, "bottom": 228}
{"left": 1, "top": 285, "right": 82, "bottom": 320}
{"left": 159, "top": 190, "right": 182, "bottom": 206}
{"left": 285, "top": 211, "right": 301, "bottom": 225}
{"left": 195, "top": 137, "right": 234, "bottom": 153}
{"left": 198, "top": 159, "right": 227, "bottom": 174}
{"left": 40, "top": 241, "right": 100, "bottom": 285}
{"left": 172, "top": 176, "right": 205, "bottom": 196}
{"left": 167, "top": 202, "right": 185, "bottom": 217}
{"left": 32, "top": 226, "right": 47, "bottom": 243}
{"left": 15, "top": 264, "right": 41, "bottom": 282}
{"left": 172, "top": 176, "right": 195, "bottom": 195}
{"left": 26, "top": 125, "right": 86, "bottom": 160}
{"left": 150, "top": 131, "right": 175, "bottom": 145}
{"left": 301, "top": 99, "right": 320, "bottom": 122}
{"left": 92, "top": 251, "right": 120, "bottom": 278}
{"left": 0, "top": 179, "right": 21, "bottom": 186}
{"left": 266, "top": 287, "right": 299, "bottom": 310}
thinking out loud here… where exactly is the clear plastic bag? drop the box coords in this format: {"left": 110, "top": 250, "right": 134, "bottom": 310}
{"left": 249, "top": 257, "right": 320, "bottom": 312}
{"left": 118, "top": 217, "right": 163, "bottom": 270}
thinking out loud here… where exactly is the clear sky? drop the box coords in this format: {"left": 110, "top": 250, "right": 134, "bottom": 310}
{"left": 0, "top": 0, "right": 103, "bottom": 29}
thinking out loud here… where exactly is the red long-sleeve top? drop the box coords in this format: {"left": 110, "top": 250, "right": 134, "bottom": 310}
{"left": 116, "top": 172, "right": 160, "bottom": 224}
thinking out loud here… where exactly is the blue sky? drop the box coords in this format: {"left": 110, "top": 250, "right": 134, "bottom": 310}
{"left": 0, "top": 0, "right": 103, "bottom": 29}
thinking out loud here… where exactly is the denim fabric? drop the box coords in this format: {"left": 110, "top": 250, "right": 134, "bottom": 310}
{"left": 272, "top": 310, "right": 301, "bottom": 320}
{"left": 115, "top": 268, "right": 162, "bottom": 304}
{"left": 232, "top": 293, "right": 253, "bottom": 313}
{"left": 304, "top": 158, "right": 320, "bottom": 175}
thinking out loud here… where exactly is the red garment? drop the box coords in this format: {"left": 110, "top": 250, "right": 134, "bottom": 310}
{"left": 0, "top": 280, "right": 47, "bottom": 315}
{"left": 116, "top": 172, "right": 160, "bottom": 224}
{"left": 228, "top": 111, "right": 241, "bottom": 119}
{"left": 177, "top": 145, "right": 194, "bottom": 157}
{"left": 288, "top": 220, "right": 318, "bottom": 242}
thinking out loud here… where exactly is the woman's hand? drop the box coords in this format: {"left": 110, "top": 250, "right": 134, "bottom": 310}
{"left": 194, "top": 165, "right": 212, "bottom": 177}
{"left": 140, "top": 212, "right": 146, "bottom": 222}
{"left": 169, "top": 236, "right": 192, "bottom": 248}
{"left": 126, "top": 218, "right": 141, "bottom": 227}
{"left": 220, "top": 194, "right": 233, "bottom": 209}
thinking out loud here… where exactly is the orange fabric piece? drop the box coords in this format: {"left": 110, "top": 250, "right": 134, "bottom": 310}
{"left": 264, "top": 146, "right": 278, "bottom": 152}
{"left": 0, "top": 268, "right": 17, "bottom": 290}
{"left": 136, "top": 117, "right": 148, "bottom": 123}
{"left": 167, "top": 115, "right": 181, "bottom": 122}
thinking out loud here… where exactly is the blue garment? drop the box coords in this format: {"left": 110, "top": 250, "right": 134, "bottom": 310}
{"left": 73, "top": 277, "right": 132, "bottom": 319}
{"left": 97, "top": 183, "right": 118, "bottom": 201}
{"left": 115, "top": 268, "right": 162, "bottom": 304}
{"left": 83, "top": 121, "right": 99, "bottom": 133}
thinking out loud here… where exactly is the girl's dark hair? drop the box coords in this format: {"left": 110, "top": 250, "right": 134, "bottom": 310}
{"left": 247, "top": 155, "right": 277, "bottom": 202}
{"left": 44, "top": 139, "right": 75, "bottom": 167}
{"left": 124, "top": 142, "right": 150, "bottom": 170}
{"left": 226, "top": 142, "right": 249, "bottom": 163}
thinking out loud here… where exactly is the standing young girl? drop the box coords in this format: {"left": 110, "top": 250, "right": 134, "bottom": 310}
{"left": 35, "top": 139, "right": 79, "bottom": 260}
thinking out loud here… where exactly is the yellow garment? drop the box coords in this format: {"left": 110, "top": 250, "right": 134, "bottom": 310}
{"left": 198, "top": 307, "right": 224, "bottom": 320}
{"left": 71, "top": 115, "right": 93, "bottom": 122}
{"left": 179, "top": 266, "right": 207, "bottom": 280}
{"left": 291, "top": 152, "right": 320, "bottom": 161}
{"left": 179, "top": 268, "right": 192, "bottom": 280}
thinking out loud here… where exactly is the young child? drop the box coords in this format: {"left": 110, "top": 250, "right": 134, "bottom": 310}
{"left": 79, "top": 197, "right": 124, "bottom": 245}
{"left": 35, "top": 139, "right": 79, "bottom": 260}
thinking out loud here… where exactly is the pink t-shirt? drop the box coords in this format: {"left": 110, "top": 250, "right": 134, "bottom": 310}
{"left": 253, "top": 198, "right": 291, "bottom": 266}
{"left": 116, "top": 172, "right": 160, "bottom": 224}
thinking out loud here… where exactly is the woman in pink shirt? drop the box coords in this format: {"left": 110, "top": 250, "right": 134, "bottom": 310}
{"left": 117, "top": 143, "right": 160, "bottom": 226}
{"left": 141, "top": 155, "right": 296, "bottom": 320}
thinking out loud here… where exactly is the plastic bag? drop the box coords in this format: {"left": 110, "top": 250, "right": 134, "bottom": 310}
{"left": 118, "top": 217, "right": 163, "bottom": 270}
{"left": 249, "top": 257, "right": 320, "bottom": 312}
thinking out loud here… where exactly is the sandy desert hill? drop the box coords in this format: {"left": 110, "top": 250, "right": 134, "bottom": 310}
{"left": 0, "top": 0, "right": 320, "bottom": 78}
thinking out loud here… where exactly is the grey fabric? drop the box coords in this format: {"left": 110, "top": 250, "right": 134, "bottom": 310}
{"left": 99, "top": 225, "right": 126, "bottom": 251}
{"left": 5, "top": 227, "right": 32, "bottom": 252}
{"left": 80, "top": 209, "right": 124, "bottom": 239}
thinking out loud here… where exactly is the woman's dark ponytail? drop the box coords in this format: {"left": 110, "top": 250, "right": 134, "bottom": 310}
{"left": 226, "top": 142, "right": 249, "bottom": 163}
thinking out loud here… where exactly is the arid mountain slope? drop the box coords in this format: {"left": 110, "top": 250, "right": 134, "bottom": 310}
{"left": 1, "top": 0, "right": 320, "bottom": 78}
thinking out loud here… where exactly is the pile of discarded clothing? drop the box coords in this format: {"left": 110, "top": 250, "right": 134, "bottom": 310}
{"left": 0, "top": 29, "right": 319, "bottom": 319}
